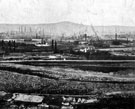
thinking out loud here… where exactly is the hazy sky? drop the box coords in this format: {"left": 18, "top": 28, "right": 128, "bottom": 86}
{"left": 0, "top": 0, "right": 135, "bottom": 26}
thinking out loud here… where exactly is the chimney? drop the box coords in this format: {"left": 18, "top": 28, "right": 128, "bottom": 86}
{"left": 115, "top": 33, "right": 117, "bottom": 41}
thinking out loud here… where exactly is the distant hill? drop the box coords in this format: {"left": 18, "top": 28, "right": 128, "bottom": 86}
{"left": 0, "top": 21, "right": 135, "bottom": 39}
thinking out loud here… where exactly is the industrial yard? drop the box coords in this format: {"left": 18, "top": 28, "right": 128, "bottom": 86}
{"left": 0, "top": 31, "right": 135, "bottom": 108}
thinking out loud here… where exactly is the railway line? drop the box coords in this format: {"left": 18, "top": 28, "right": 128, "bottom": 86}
{"left": 1, "top": 59, "right": 135, "bottom": 63}
{"left": 1, "top": 60, "right": 135, "bottom": 73}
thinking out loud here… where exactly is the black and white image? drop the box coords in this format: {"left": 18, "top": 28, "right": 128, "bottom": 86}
{"left": 0, "top": 0, "right": 135, "bottom": 109}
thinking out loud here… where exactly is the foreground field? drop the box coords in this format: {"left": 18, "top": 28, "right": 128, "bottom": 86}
{"left": 0, "top": 63, "right": 135, "bottom": 95}
{"left": 0, "top": 63, "right": 135, "bottom": 108}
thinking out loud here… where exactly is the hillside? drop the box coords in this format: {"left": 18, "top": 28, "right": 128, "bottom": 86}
{"left": 0, "top": 21, "right": 135, "bottom": 39}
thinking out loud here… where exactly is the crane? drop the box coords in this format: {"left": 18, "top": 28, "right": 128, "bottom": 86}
{"left": 91, "top": 24, "right": 99, "bottom": 41}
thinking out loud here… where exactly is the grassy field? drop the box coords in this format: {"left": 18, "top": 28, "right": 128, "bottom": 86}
{"left": 0, "top": 63, "right": 135, "bottom": 108}
{"left": 0, "top": 63, "right": 135, "bottom": 95}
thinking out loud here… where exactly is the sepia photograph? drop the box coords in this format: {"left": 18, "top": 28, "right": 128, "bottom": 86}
{"left": 0, "top": 0, "right": 135, "bottom": 108}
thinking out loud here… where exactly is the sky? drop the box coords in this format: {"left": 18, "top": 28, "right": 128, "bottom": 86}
{"left": 0, "top": 0, "right": 135, "bottom": 26}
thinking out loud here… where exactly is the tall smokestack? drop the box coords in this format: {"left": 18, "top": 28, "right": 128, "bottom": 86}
{"left": 115, "top": 33, "right": 117, "bottom": 41}
{"left": 84, "top": 34, "right": 87, "bottom": 41}
{"left": 13, "top": 40, "right": 16, "bottom": 52}
{"left": 54, "top": 40, "right": 57, "bottom": 53}
{"left": 52, "top": 39, "right": 54, "bottom": 50}
{"left": 127, "top": 38, "right": 128, "bottom": 44}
